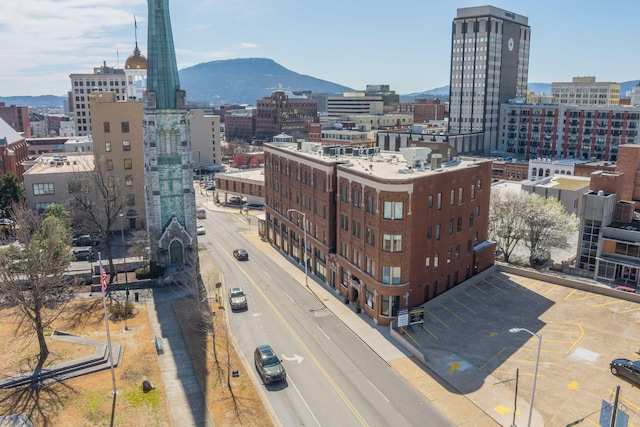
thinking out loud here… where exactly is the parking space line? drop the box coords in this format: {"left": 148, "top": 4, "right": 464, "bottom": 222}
{"left": 480, "top": 347, "right": 507, "bottom": 371}
{"left": 594, "top": 300, "right": 624, "bottom": 307}
{"left": 463, "top": 290, "right": 488, "bottom": 307}
{"left": 401, "top": 330, "right": 422, "bottom": 348}
{"left": 420, "top": 325, "right": 438, "bottom": 340}
{"left": 619, "top": 307, "right": 640, "bottom": 314}
{"left": 482, "top": 279, "right": 509, "bottom": 294}
{"left": 451, "top": 298, "right": 476, "bottom": 315}
{"left": 427, "top": 310, "right": 452, "bottom": 330}
{"left": 472, "top": 283, "right": 488, "bottom": 294}
{"left": 543, "top": 284, "right": 558, "bottom": 296}
{"left": 558, "top": 322, "right": 584, "bottom": 354}
{"left": 440, "top": 303, "right": 466, "bottom": 322}
{"left": 546, "top": 329, "right": 583, "bottom": 335}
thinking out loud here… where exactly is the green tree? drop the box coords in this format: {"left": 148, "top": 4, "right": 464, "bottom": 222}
{"left": 0, "top": 202, "right": 74, "bottom": 369}
{"left": 0, "top": 172, "right": 23, "bottom": 218}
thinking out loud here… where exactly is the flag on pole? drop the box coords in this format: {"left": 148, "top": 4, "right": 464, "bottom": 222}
{"left": 101, "top": 268, "right": 108, "bottom": 295}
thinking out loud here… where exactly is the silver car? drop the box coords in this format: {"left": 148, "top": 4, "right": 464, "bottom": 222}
{"left": 228, "top": 286, "right": 248, "bottom": 310}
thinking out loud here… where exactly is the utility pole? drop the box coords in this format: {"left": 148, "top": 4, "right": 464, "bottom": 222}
{"left": 610, "top": 385, "right": 620, "bottom": 427}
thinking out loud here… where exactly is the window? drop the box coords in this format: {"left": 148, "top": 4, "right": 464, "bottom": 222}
{"left": 469, "top": 213, "right": 474, "bottom": 228}
{"left": 126, "top": 194, "right": 135, "bottom": 206}
{"left": 425, "top": 256, "right": 431, "bottom": 269}
{"left": 437, "top": 192, "right": 442, "bottom": 210}
{"left": 457, "top": 217, "right": 462, "bottom": 232}
{"left": 382, "top": 266, "right": 401, "bottom": 284}
{"left": 105, "top": 141, "right": 112, "bottom": 152}
{"left": 122, "top": 140, "right": 131, "bottom": 151}
{"left": 351, "top": 220, "right": 361, "bottom": 238}
{"left": 427, "top": 226, "right": 432, "bottom": 240}
{"left": 340, "top": 185, "right": 349, "bottom": 203}
{"left": 33, "top": 183, "right": 54, "bottom": 195}
{"left": 455, "top": 244, "right": 460, "bottom": 260}
{"left": 365, "top": 286, "right": 374, "bottom": 308}
{"left": 107, "top": 176, "right": 114, "bottom": 189}
{"left": 471, "top": 184, "right": 476, "bottom": 200}
{"left": 125, "top": 175, "right": 133, "bottom": 186}
{"left": 476, "top": 206, "right": 481, "bottom": 217}
{"left": 124, "top": 158, "right": 132, "bottom": 169}
{"left": 106, "top": 159, "right": 113, "bottom": 170}
{"left": 352, "top": 189, "right": 362, "bottom": 208}
{"left": 365, "top": 194, "right": 377, "bottom": 215}
{"left": 434, "top": 253, "right": 439, "bottom": 270}
{"left": 340, "top": 213, "right": 349, "bottom": 231}
{"left": 103, "top": 122, "right": 110, "bottom": 133}
{"left": 121, "top": 121, "right": 130, "bottom": 133}
{"left": 383, "top": 201, "right": 403, "bottom": 220}
{"left": 447, "top": 248, "right": 452, "bottom": 264}
{"left": 365, "top": 227, "right": 376, "bottom": 247}
{"left": 450, "top": 189, "right": 455, "bottom": 206}
{"left": 428, "top": 195, "right": 433, "bottom": 208}
{"left": 35, "top": 201, "right": 54, "bottom": 210}
{"left": 468, "top": 239, "right": 473, "bottom": 254}
{"left": 449, "top": 219, "right": 454, "bottom": 235}
{"left": 382, "top": 234, "right": 402, "bottom": 252}
{"left": 435, "top": 224, "right": 441, "bottom": 240}
{"left": 458, "top": 187, "right": 464, "bottom": 204}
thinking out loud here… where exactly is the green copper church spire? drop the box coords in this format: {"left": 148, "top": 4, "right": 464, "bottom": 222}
{"left": 147, "top": 0, "right": 180, "bottom": 110}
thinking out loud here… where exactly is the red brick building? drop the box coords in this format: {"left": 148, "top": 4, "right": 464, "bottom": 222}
{"left": 264, "top": 143, "right": 494, "bottom": 325}
{"left": 0, "top": 118, "right": 29, "bottom": 182}
{"left": 255, "top": 91, "right": 318, "bottom": 141}
{"left": 0, "top": 103, "right": 31, "bottom": 137}
{"left": 396, "top": 99, "right": 446, "bottom": 123}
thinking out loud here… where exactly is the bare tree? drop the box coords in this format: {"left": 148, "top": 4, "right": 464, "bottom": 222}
{"left": 0, "top": 203, "right": 75, "bottom": 369}
{"left": 69, "top": 155, "right": 126, "bottom": 283}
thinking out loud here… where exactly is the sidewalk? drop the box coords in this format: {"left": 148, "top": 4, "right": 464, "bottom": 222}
{"left": 146, "top": 288, "right": 215, "bottom": 427}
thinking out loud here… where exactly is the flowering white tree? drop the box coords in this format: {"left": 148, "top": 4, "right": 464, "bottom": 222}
{"left": 489, "top": 189, "right": 529, "bottom": 263}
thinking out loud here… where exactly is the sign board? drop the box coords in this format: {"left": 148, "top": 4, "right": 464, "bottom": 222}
{"left": 410, "top": 308, "right": 424, "bottom": 325}
{"left": 398, "top": 308, "right": 409, "bottom": 327}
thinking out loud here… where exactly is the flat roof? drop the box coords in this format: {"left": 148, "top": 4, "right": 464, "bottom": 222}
{"left": 268, "top": 143, "right": 490, "bottom": 182}
{"left": 24, "top": 153, "right": 94, "bottom": 175}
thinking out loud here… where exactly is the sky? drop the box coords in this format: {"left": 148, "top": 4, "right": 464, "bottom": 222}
{"left": 1, "top": 0, "right": 638, "bottom": 97}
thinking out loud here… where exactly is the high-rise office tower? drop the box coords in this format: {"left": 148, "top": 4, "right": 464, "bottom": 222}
{"left": 448, "top": 6, "right": 530, "bottom": 154}
{"left": 143, "top": 0, "right": 198, "bottom": 271}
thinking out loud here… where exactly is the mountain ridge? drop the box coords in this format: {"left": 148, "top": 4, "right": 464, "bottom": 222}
{"left": 1, "top": 58, "right": 638, "bottom": 107}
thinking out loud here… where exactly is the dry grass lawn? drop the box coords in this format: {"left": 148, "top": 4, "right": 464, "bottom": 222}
{"left": 0, "top": 282, "right": 273, "bottom": 426}
{"left": 0, "top": 294, "right": 170, "bottom": 426}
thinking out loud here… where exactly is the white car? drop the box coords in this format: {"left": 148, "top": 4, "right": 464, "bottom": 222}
{"left": 196, "top": 224, "right": 206, "bottom": 235}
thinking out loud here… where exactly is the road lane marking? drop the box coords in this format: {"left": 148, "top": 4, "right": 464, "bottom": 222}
{"left": 283, "top": 291, "right": 294, "bottom": 302}
{"left": 366, "top": 378, "right": 390, "bottom": 403}
{"left": 316, "top": 325, "right": 331, "bottom": 341}
{"left": 212, "top": 238, "right": 369, "bottom": 426}
{"left": 289, "top": 376, "right": 321, "bottom": 427}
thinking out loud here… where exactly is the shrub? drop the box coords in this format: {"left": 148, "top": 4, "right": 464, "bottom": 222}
{"left": 108, "top": 300, "right": 135, "bottom": 320}
{"left": 135, "top": 263, "right": 164, "bottom": 279}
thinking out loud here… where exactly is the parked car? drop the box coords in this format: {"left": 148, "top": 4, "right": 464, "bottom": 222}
{"left": 228, "top": 196, "right": 243, "bottom": 205}
{"left": 615, "top": 286, "right": 637, "bottom": 294}
{"left": 233, "top": 248, "right": 248, "bottom": 261}
{"left": 197, "top": 224, "right": 206, "bottom": 235}
{"left": 254, "top": 344, "right": 286, "bottom": 384}
{"left": 72, "top": 247, "right": 94, "bottom": 261}
{"left": 247, "top": 203, "right": 264, "bottom": 210}
{"left": 610, "top": 358, "right": 640, "bottom": 386}
{"left": 228, "top": 286, "right": 248, "bottom": 310}
{"left": 196, "top": 207, "right": 207, "bottom": 219}
{"left": 72, "top": 234, "right": 93, "bottom": 247}
{"left": 205, "top": 184, "right": 215, "bottom": 191}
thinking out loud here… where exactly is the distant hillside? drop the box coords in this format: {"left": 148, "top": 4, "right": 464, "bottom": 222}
{"left": 179, "top": 58, "right": 354, "bottom": 105}
{"left": 0, "top": 95, "right": 66, "bottom": 109}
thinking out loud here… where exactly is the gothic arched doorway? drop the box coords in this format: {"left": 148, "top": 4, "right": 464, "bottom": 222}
{"left": 169, "top": 239, "right": 184, "bottom": 265}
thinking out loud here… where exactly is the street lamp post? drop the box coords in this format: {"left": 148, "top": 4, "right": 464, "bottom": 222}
{"left": 509, "top": 327, "right": 542, "bottom": 427}
{"left": 287, "top": 209, "right": 308, "bottom": 290}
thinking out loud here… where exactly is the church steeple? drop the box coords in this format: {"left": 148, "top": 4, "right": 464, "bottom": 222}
{"left": 147, "top": 0, "right": 181, "bottom": 110}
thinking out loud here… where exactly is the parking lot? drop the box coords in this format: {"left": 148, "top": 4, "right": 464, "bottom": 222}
{"left": 404, "top": 269, "right": 640, "bottom": 426}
